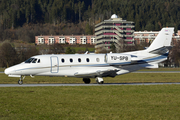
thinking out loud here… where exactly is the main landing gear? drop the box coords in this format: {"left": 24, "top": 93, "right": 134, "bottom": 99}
{"left": 82, "top": 77, "right": 104, "bottom": 84}
{"left": 18, "top": 76, "right": 25, "bottom": 85}
{"left": 95, "top": 77, "right": 104, "bottom": 84}
{"left": 83, "top": 78, "right": 91, "bottom": 84}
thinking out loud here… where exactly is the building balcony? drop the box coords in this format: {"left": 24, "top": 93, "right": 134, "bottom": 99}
{"left": 95, "top": 21, "right": 134, "bottom": 28}
{"left": 95, "top": 25, "right": 134, "bottom": 31}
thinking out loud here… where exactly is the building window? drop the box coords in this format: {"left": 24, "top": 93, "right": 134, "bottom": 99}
{"left": 70, "top": 37, "right": 76, "bottom": 44}
{"left": 81, "top": 36, "right": 87, "bottom": 44}
{"left": 59, "top": 37, "right": 65, "bottom": 44}
{"left": 49, "top": 37, "right": 55, "bottom": 44}
{"left": 38, "top": 37, "right": 45, "bottom": 44}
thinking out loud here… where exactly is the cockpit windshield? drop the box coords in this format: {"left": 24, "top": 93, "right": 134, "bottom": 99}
{"left": 25, "top": 58, "right": 34, "bottom": 63}
{"left": 25, "top": 58, "right": 40, "bottom": 63}
{"left": 32, "top": 58, "right": 37, "bottom": 63}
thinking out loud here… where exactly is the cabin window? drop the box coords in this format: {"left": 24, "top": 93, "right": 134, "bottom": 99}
{"left": 78, "top": 58, "right": 81, "bottom": 62}
{"left": 96, "top": 58, "right": 100, "bottom": 62}
{"left": 86, "top": 58, "right": 90, "bottom": 62}
{"left": 38, "top": 59, "right": 40, "bottom": 63}
{"left": 70, "top": 58, "right": 73, "bottom": 63}
{"left": 61, "top": 58, "right": 65, "bottom": 63}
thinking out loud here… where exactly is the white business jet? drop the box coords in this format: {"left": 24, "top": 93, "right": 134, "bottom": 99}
{"left": 4, "top": 27, "right": 174, "bottom": 85}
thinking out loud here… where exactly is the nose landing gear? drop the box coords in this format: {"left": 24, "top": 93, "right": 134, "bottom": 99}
{"left": 18, "top": 76, "right": 25, "bottom": 85}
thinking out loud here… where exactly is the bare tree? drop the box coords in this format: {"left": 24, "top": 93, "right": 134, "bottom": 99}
{"left": 168, "top": 41, "right": 180, "bottom": 67}
{"left": 0, "top": 41, "right": 17, "bottom": 67}
{"left": 48, "top": 43, "right": 65, "bottom": 54}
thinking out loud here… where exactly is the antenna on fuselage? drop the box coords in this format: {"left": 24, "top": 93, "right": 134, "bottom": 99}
{"left": 85, "top": 51, "right": 88, "bottom": 54}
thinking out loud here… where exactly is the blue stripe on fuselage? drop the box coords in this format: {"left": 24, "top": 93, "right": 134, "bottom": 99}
{"left": 137, "top": 53, "right": 168, "bottom": 64}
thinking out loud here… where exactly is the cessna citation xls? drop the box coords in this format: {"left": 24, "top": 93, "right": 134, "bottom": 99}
{"left": 5, "top": 27, "right": 174, "bottom": 85}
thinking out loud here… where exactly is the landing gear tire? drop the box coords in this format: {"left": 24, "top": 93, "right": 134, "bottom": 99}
{"left": 18, "top": 76, "right": 25, "bottom": 85}
{"left": 18, "top": 80, "right": 23, "bottom": 85}
{"left": 97, "top": 81, "right": 104, "bottom": 84}
{"left": 95, "top": 77, "right": 104, "bottom": 84}
{"left": 83, "top": 78, "right": 91, "bottom": 84}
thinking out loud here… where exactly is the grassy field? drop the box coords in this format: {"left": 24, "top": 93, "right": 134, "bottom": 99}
{"left": 139, "top": 67, "right": 180, "bottom": 71}
{"left": 72, "top": 47, "right": 95, "bottom": 52}
{"left": 1, "top": 85, "right": 180, "bottom": 120}
{"left": 1, "top": 69, "right": 180, "bottom": 119}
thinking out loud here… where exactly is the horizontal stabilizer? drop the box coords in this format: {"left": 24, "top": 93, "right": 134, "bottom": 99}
{"left": 140, "top": 63, "right": 158, "bottom": 68}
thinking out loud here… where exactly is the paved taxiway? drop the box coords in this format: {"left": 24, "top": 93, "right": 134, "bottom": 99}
{"left": 1, "top": 71, "right": 180, "bottom": 74}
{"left": 0, "top": 83, "right": 180, "bottom": 87}
{"left": 134, "top": 71, "right": 180, "bottom": 73}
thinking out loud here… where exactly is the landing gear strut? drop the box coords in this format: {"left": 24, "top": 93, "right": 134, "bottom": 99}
{"left": 95, "top": 77, "right": 104, "bottom": 84}
{"left": 18, "top": 76, "right": 25, "bottom": 85}
{"left": 83, "top": 78, "right": 91, "bottom": 84}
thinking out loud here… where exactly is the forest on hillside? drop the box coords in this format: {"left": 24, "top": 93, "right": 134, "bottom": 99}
{"left": 0, "top": 0, "right": 180, "bottom": 42}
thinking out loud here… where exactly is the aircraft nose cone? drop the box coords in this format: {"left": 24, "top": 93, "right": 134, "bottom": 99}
{"left": 4, "top": 68, "right": 9, "bottom": 75}
{"left": 4, "top": 67, "right": 13, "bottom": 75}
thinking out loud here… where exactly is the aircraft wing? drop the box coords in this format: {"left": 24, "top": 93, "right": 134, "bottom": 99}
{"left": 74, "top": 69, "right": 119, "bottom": 78}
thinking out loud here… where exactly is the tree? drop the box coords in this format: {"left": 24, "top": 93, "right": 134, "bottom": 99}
{"left": 85, "top": 23, "right": 93, "bottom": 35}
{"left": 48, "top": 44, "right": 65, "bottom": 54}
{"left": 65, "top": 47, "right": 76, "bottom": 54}
{"left": 0, "top": 41, "right": 17, "bottom": 67}
{"left": 168, "top": 41, "right": 180, "bottom": 67}
{"left": 110, "top": 42, "right": 116, "bottom": 53}
{"left": 145, "top": 21, "right": 154, "bottom": 31}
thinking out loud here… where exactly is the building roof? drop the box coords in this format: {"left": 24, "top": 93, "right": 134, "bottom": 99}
{"left": 111, "top": 14, "right": 118, "bottom": 18}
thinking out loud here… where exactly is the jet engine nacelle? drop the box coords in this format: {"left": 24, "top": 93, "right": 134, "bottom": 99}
{"left": 105, "top": 53, "right": 131, "bottom": 65}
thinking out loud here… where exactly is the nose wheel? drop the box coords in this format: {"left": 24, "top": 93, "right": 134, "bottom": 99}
{"left": 18, "top": 76, "right": 25, "bottom": 85}
{"left": 18, "top": 79, "right": 23, "bottom": 85}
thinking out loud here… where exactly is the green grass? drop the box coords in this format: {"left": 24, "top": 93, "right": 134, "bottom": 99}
{"left": 139, "top": 68, "right": 180, "bottom": 71}
{"left": 1, "top": 70, "right": 180, "bottom": 119}
{"left": 0, "top": 85, "right": 180, "bottom": 120}
{"left": 0, "top": 68, "right": 5, "bottom": 72}
{"left": 72, "top": 47, "right": 95, "bottom": 52}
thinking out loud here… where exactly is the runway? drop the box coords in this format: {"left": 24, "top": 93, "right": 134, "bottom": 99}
{"left": 134, "top": 71, "right": 180, "bottom": 73}
{"left": 1, "top": 71, "right": 180, "bottom": 74}
{"left": 0, "top": 82, "right": 180, "bottom": 87}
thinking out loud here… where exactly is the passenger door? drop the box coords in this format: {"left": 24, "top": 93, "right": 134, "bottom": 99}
{"left": 50, "top": 56, "right": 59, "bottom": 73}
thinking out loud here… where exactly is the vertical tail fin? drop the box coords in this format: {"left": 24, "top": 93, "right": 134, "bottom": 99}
{"left": 146, "top": 27, "right": 174, "bottom": 53}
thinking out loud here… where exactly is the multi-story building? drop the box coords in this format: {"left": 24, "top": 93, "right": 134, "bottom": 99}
{"left": 134, "top": 30, "right": 180, "bottom": 46}
{"left": 134, "top": 31, "right": 159, "bottom": 44}
{"left": 95, "top": 14, "right": 134, "bottom": 52}
{"left": 35, "top": 35, "right": 96, "bottom": 45}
